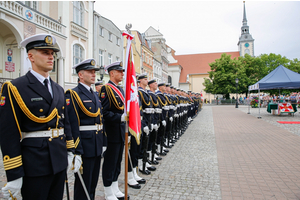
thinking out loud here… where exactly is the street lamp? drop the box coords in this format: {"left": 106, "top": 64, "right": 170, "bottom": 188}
{"left": 235, "top": 78, "right": 239, "bottom": 108}
{"left": 99, "top": 65, "right": 105, "bottom": 81}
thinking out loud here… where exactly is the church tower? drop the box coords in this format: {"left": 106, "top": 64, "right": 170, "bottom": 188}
{"left": 238, "top": 1, "right": 254, "bottom": 56}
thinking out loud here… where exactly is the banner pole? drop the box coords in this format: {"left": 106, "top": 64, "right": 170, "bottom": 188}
{"left": 125, "top": 121, "right": 129, "bottom": 199}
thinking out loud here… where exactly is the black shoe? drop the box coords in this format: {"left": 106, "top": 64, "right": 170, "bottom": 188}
{"left": 147, "top": 166, "right": 156, "bottom": 171}
{"left": 155, "top": 155, "right": 162, "bottom": 160}
{"left": 151, "top": 159, "right": 159, "bottom": 165}
{"left": 159, "top": 152, "right": 167, "bottom": 156}
{"left": 163, "top": 149, "right": 169, "bottom": 153}
{"left": 128, "top": 183, "right": 141, "bottom": 189}
{"left": 137, "top": 178, "right": 146, "bottom": 184}
{"left": 139, "top": 168, "right": 151, "bottom": 175}
{"left": 117, "top": 195, "right": 130, "bottom": 200}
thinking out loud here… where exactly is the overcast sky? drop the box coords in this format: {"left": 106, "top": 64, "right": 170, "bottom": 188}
{"left": 94, "top": 1, "right": 300, "bottom": 60}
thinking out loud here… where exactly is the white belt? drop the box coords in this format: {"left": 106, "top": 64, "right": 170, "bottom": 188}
{"left": 22, "top": 128, "right": 64, "bottom": 139}
{"left": 143, "top": 108, "right": 152, "bottom": 114}
{"left": 141, "top": 116, "right": 143, "bottom": 120}
{"left": 79, "top": 124, "right": 103, "bottom": 131}
{"left": 169, "top": 105, "right": 174, "bottom": 109}
{"left": 163, "top": 106, "right": 169, "bottom": 110}
{"left": 150, "top": 108, "right": 155, "bottom": 114}
{"left": 155, "top": 108, "right": 162, "bottom": 113}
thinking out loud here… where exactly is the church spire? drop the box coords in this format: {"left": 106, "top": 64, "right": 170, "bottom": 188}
{"left": 243, "top": 1, "right": 247, "bottom": 26}
{"left": 238, "top": 1, "right": 254, "bottom": 57}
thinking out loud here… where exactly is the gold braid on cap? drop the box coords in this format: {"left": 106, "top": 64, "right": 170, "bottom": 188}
{"left": 0, "top": 82, "right": 59, "bottom": 139}
{"left": 149, "top": 95, "right": 159, "bottom": 107}
{"left": 104, "top": 85, "right": 124, "bottom": 110}
{"left": 66, "top": 89, "right": 101, "bottom": 126}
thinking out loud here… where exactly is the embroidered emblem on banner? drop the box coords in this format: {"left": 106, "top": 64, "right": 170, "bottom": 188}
{"left": 0, "top": 96, "right": 5, "bottom": 106}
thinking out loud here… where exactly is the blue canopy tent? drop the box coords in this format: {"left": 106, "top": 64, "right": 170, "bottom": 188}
{"left": 248, "top": 65, "right": 300, "bottom": 118}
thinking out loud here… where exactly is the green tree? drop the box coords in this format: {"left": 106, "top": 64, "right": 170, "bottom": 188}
{"left": 204, "top": 53, "right": 240, "bottom": 99}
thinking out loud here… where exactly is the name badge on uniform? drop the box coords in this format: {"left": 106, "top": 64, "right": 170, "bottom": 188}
{"left": 101, "top": 93, "right": 105, "bottom": 98}
{"left": 31, "top": 97, "right": 43, "bottom": 102}
{"left": 83, "top": 100, "right": 92, "bottom": 103}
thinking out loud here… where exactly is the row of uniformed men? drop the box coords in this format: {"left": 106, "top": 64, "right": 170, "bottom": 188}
{"left": 0, "top": 33, "right": 201, "bottom": 200}
{"left": 123, "top": 73, "right": 202, "bottom": 190}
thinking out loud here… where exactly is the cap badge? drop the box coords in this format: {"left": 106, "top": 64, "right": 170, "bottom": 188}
{"left": 91, "top": 60, "right": 95, "bottom": 66}
{"left": 45, "top": 36, "right": 53, "bottom": 45}
{"left": 119, "top": 62, "right": 123, "bottom": 67}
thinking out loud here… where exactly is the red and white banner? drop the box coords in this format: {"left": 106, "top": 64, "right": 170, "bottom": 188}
{"left": 278, "top": 103, "right": 294, "bottom": 113}
{"left": 123, "top": 31, "right": 141, "bottom": 144}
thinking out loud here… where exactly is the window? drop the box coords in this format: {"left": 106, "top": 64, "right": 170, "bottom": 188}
{"left": 73, "top": 1, "right": 84, "bottom": 26}
{"left": 99, "top": 26, "right": 103, "bottom": 36}
{"left": 108, "top": 53, "right": 112, "bottom": 64}
{"left": 99, "top": 50, "right": 104, "bottom": 66}
{"left": 109, "top": 33, "right": 112, "bottom": 41}
{"left": 73, "top": 44, "right": 84, "bottom": 74}
{"left": 117, "top": 37, "right": 120, "bottom": 45}
{"left": 25, "top": 1, "right": 38, "bottom": 10}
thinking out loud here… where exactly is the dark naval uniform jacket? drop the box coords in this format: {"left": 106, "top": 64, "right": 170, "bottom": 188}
{"left": 100, "top": 80, "right": 125, "bottom": 143}
{"left": 0, "top": 72, "right": 74, "bottom": 182}
{"left": 65, "top": 83, "right": 106, "bottom": 158}
{"left": 138, "top": 87, "right": 152, "bottom": 128}
{"left": 148, "top": 90, "right": 161, "bottom": 126}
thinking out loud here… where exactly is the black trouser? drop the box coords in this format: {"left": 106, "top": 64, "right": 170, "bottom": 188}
{"left": 128, "top": 135, "right": 141, "bottom": 171}
{"left": 74, "top": 155, "right": 102, "bottom": 200}
{"left": 21, "top": 169, "right": 65, "bottom": 200}
{"left": 102, "top": 141, "right": 124, "bottom": 186}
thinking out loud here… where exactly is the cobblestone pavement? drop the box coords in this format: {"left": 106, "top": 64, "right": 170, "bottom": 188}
{"left": 1, "top": 104, "right": 300, "bottom": 199}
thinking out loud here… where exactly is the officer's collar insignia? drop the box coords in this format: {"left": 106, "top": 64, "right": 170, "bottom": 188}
{"left": 91, "top": 59, "right": 95, "bottom": 66}
{"left": 0, "top": 96, "right": 5, "bottom": 106}
{"left": 101, "top": 93, "right": 105, "bottom": 98}
{"left": 66, "top": 99, "right": 70, "bottom": 106}
{"left": 45, "top": 35, "right": 53, "bottom": 45}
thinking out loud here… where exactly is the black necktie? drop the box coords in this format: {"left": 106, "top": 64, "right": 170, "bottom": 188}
{"left": 44, "top": 79, "right": 49, "bottom": 92}
{"left": 90, "top": 88, "right": 94, "bottom": 94}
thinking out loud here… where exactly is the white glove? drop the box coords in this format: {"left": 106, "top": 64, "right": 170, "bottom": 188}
{"left": 150, "top": 124, "right": 153, "bottom": 131}
{"left": 162, "top": 120, "right": 166, "bottom": 127}
{"left": 153, "top": 124, "right": 158, "bottom": 131}
{"left": 2, "top": 177, "right": 22, "bottom": 199}
{"left": 170, "top": 117, "right": 173, "bottom": 122}
{"left": 128, "top": 136, "right": 131, "bottom": 144}
{"left": 102, "top": 146, "right": 107, "bottom": 157}
{"left": 143, "top": 126, "right": 149, "bottom": 135}
{"left": 67, "top": 152, "right": 74, "bottom": 173}
{"left": 73, "top": 155, "right": 82, "bottom": 173}
{"left": 121, "top": 113, "right": 127, "bottom": 122}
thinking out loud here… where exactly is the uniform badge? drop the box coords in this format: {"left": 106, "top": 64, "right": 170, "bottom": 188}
{"left": 0, "top": 96, "right": 5, "bottom": 106}
{"left": 66, "top": 99, "right": 70, "bottom": 106}
{"left": 45, "top": 35, "right": 53, "bottom": 45}
{"left": 101, "top": 93, "right": 105, "bottom": 98}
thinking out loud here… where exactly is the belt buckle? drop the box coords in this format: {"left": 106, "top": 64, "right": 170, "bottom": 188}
{"left": 97, "top": 124, "right": 102, "bottom": 131}
{"left": 52, "top": 128, "right": 60, "bottom": 138}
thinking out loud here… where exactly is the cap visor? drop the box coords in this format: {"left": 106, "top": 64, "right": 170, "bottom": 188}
{"left": 34, "top": 46, "right": 60, "bottom": 52}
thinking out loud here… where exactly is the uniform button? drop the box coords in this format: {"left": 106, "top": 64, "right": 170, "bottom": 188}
{"left": 62, "top": 106, "right": 65, "bottom": 109}
{"left": 48, "top": 127, "right": 51, "bottom": 130}
{"left": 61, "top": 137, "right": 63, "bottom": 140}
{"left": 96, "top": 131, "right": 98, "bottom": 134}
{"left": 39, "top": 109, "right": 43, "bottom": 112}
{"left": 49, "top": 138, "right": 52, "bottom": 142}
{"left": 89, "top": 107, "right": 92, "bottom": 110}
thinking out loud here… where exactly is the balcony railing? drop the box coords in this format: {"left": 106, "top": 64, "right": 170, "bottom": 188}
{"left": 0, "top": 1, "right": 65, "bottom": 35}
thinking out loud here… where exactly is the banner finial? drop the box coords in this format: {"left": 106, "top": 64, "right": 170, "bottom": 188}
{"left": 126, "top": 23, "right": 132, "bottom": 34}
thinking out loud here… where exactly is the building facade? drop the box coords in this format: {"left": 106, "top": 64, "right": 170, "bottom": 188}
{"left": 144, "top": 26, "right": 169, "bottom": 83}
{"left": 93, "top": 12, "right": 123, "bottom": 85}
{"left": 139, "top": 32, "right": 154, "bottom": 80}
{"left": 0, "top": 1, "right": 95, "bottom": 90}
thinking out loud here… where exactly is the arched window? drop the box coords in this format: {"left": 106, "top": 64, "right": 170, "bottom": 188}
{"left": 168, "top": 75, "right": 172, "bottom": 85}
{"left": 73, "top": 1, "right": 84, "bottom": 26}
{"left": 73, "top": 44, "right": 84, "bottom": 74}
